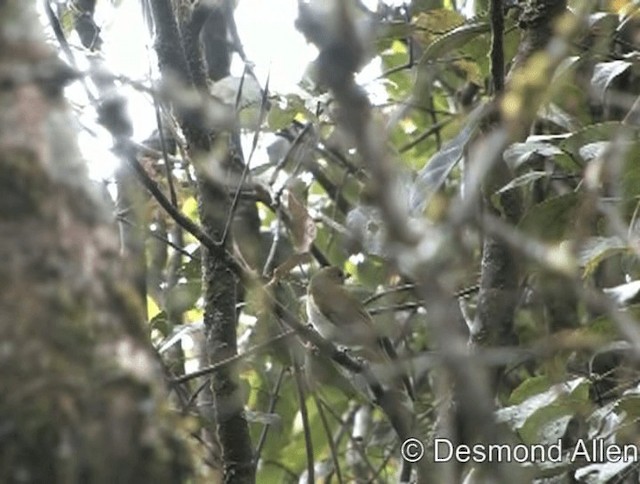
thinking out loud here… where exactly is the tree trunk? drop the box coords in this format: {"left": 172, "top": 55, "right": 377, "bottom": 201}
{"left": 0, "top": 1, "right": 190, "bottom": 481}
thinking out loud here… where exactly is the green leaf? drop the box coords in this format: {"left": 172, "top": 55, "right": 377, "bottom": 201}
{"left": 267, "top": 94, "right": 308, "bottom": 131}
{"left": 354, "top": 256, "right": 388, "bottom": 290}
{"left": 496, "top": 171, "right": 549, "bottom": 194}
{"left": 503, "top": 140, "right": 564, "bottom": 170}
{"left": 561, "top": 122, "right": 623, "bottom": 161}
{"left": 420, "top": 22, "right": 489, "bottom": 64}
{"left": 518, "top": 382, "right": 589, "bottom": 446}
{"left": 578, "top": 236, "right": 628, "bottom": 278}
{"left": 413, "top": 9, "right": 466, "bottom": 48}
{"left": 519, "top": 408, "right": 573, "bottom": 446}
{"left": 60, "top": 6, "right": 75, "bottom": 35}
{"left": 538, "top": 103, "right": 580, "bottom": 132}
{"left": 409, "top": 103, "right": 487, "bottom": 213}
{"left": 509, "top": 375, "right": 553, "bottom": 406}
{"left": 591, "top": 60, "right": 632, "bottom": 102}
{"left": 256, "top": 465, "right": 288, "bottom": 483}
{"left": 497, "top": 377, "right": 587, "bottom": 433}
{"left": 519, "top": 193, "right": 581, "bottom": 241}
{"left": 380, "top": 41, "right": 413, "bottom": 99}
{"left": 616, "top": 394, "right": 640, "bottom": 420}
{"left": 410, "top": 0, "right": 453, "bottom": 15}
{"left": 267, "top": 104, "right": 296, "bottom": 131}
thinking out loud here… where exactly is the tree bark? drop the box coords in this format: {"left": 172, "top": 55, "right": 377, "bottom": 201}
{"left": 0, "top": 1, "right": 190, "bottom": 481}
{"left": 150, "top": 1, "right": 256, "bottom": 482}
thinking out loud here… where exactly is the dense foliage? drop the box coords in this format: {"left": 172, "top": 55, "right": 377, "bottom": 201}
{"left": 34, "top": 0, "right": 640, "bottom": 482}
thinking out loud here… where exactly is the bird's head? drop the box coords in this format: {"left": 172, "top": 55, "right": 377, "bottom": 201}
{"left": 310, "top": 266, "right": 347, "bottom": 292}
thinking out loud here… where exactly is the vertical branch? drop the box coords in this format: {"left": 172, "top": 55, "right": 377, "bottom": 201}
{"left": 469, "top": 0, "right": 519, "bottom": 370}
{"left": 489, "top": 0, "right": 505, "bottom": 95}
{"left": 149, "top": 1, "right": 255, "bottom": 482}
{"left": 470, "top": 0, "right": 570, "bottom": 365}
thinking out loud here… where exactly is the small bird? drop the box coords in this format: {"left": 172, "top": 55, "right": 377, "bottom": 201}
{"left": 307, "top": 267, "right": 380, "bottom": 351}
{"left": 306, "top": 266, "right": 415, "bottom": 399}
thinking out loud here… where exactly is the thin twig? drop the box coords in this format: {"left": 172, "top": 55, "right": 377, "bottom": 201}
{"left": 172, "top": 330, "right": 295, "bottom": 384}
{"left": 262, "top": 214, "right": 283, "bottom": 278}
{"left": 255, "top": 367, "right": 287, "bottom": 459}
{"left": 152, "top": 90, "right": 178, "bottom": 206}
{"left": 363, "top": 284, "right": 416, "bottom": 305}
{"left": 292, "top": 357, "right": 314, "bottom": 483}
{"left": 122, "top": 147, "right": 247, "bottom": 276}
{"left": 313, "top": 393, "right": 344, "bottom": 484}
{"left": 220, "top": 72, "right": 271, "bottom": 245}
{"left": 398, "top": 117, "right": 452, "bottom": 153}
{"left": 116, "top": 214, "right": 196, "bottom": 259}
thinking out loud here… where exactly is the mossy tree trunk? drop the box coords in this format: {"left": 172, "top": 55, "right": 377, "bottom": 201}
{"left": 0, "top": 1, "right": 190, "bottom": 482}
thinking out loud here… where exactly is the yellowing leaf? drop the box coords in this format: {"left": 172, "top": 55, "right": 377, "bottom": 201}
{"left": 608, "top": 0, "right": 631, "bottom": 12}
{"left": 181, "top": 196, "right": 199, "bottom": 221}
{"left": 413, "top": 9, "right": 465, "bottom": 48}
{"left": 147, "top": 296, "right": 161, "bottom": 320}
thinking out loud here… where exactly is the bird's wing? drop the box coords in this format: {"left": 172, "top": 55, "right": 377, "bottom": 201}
{"left": 322, "top": 284, "right": 374, "bottom": 327}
